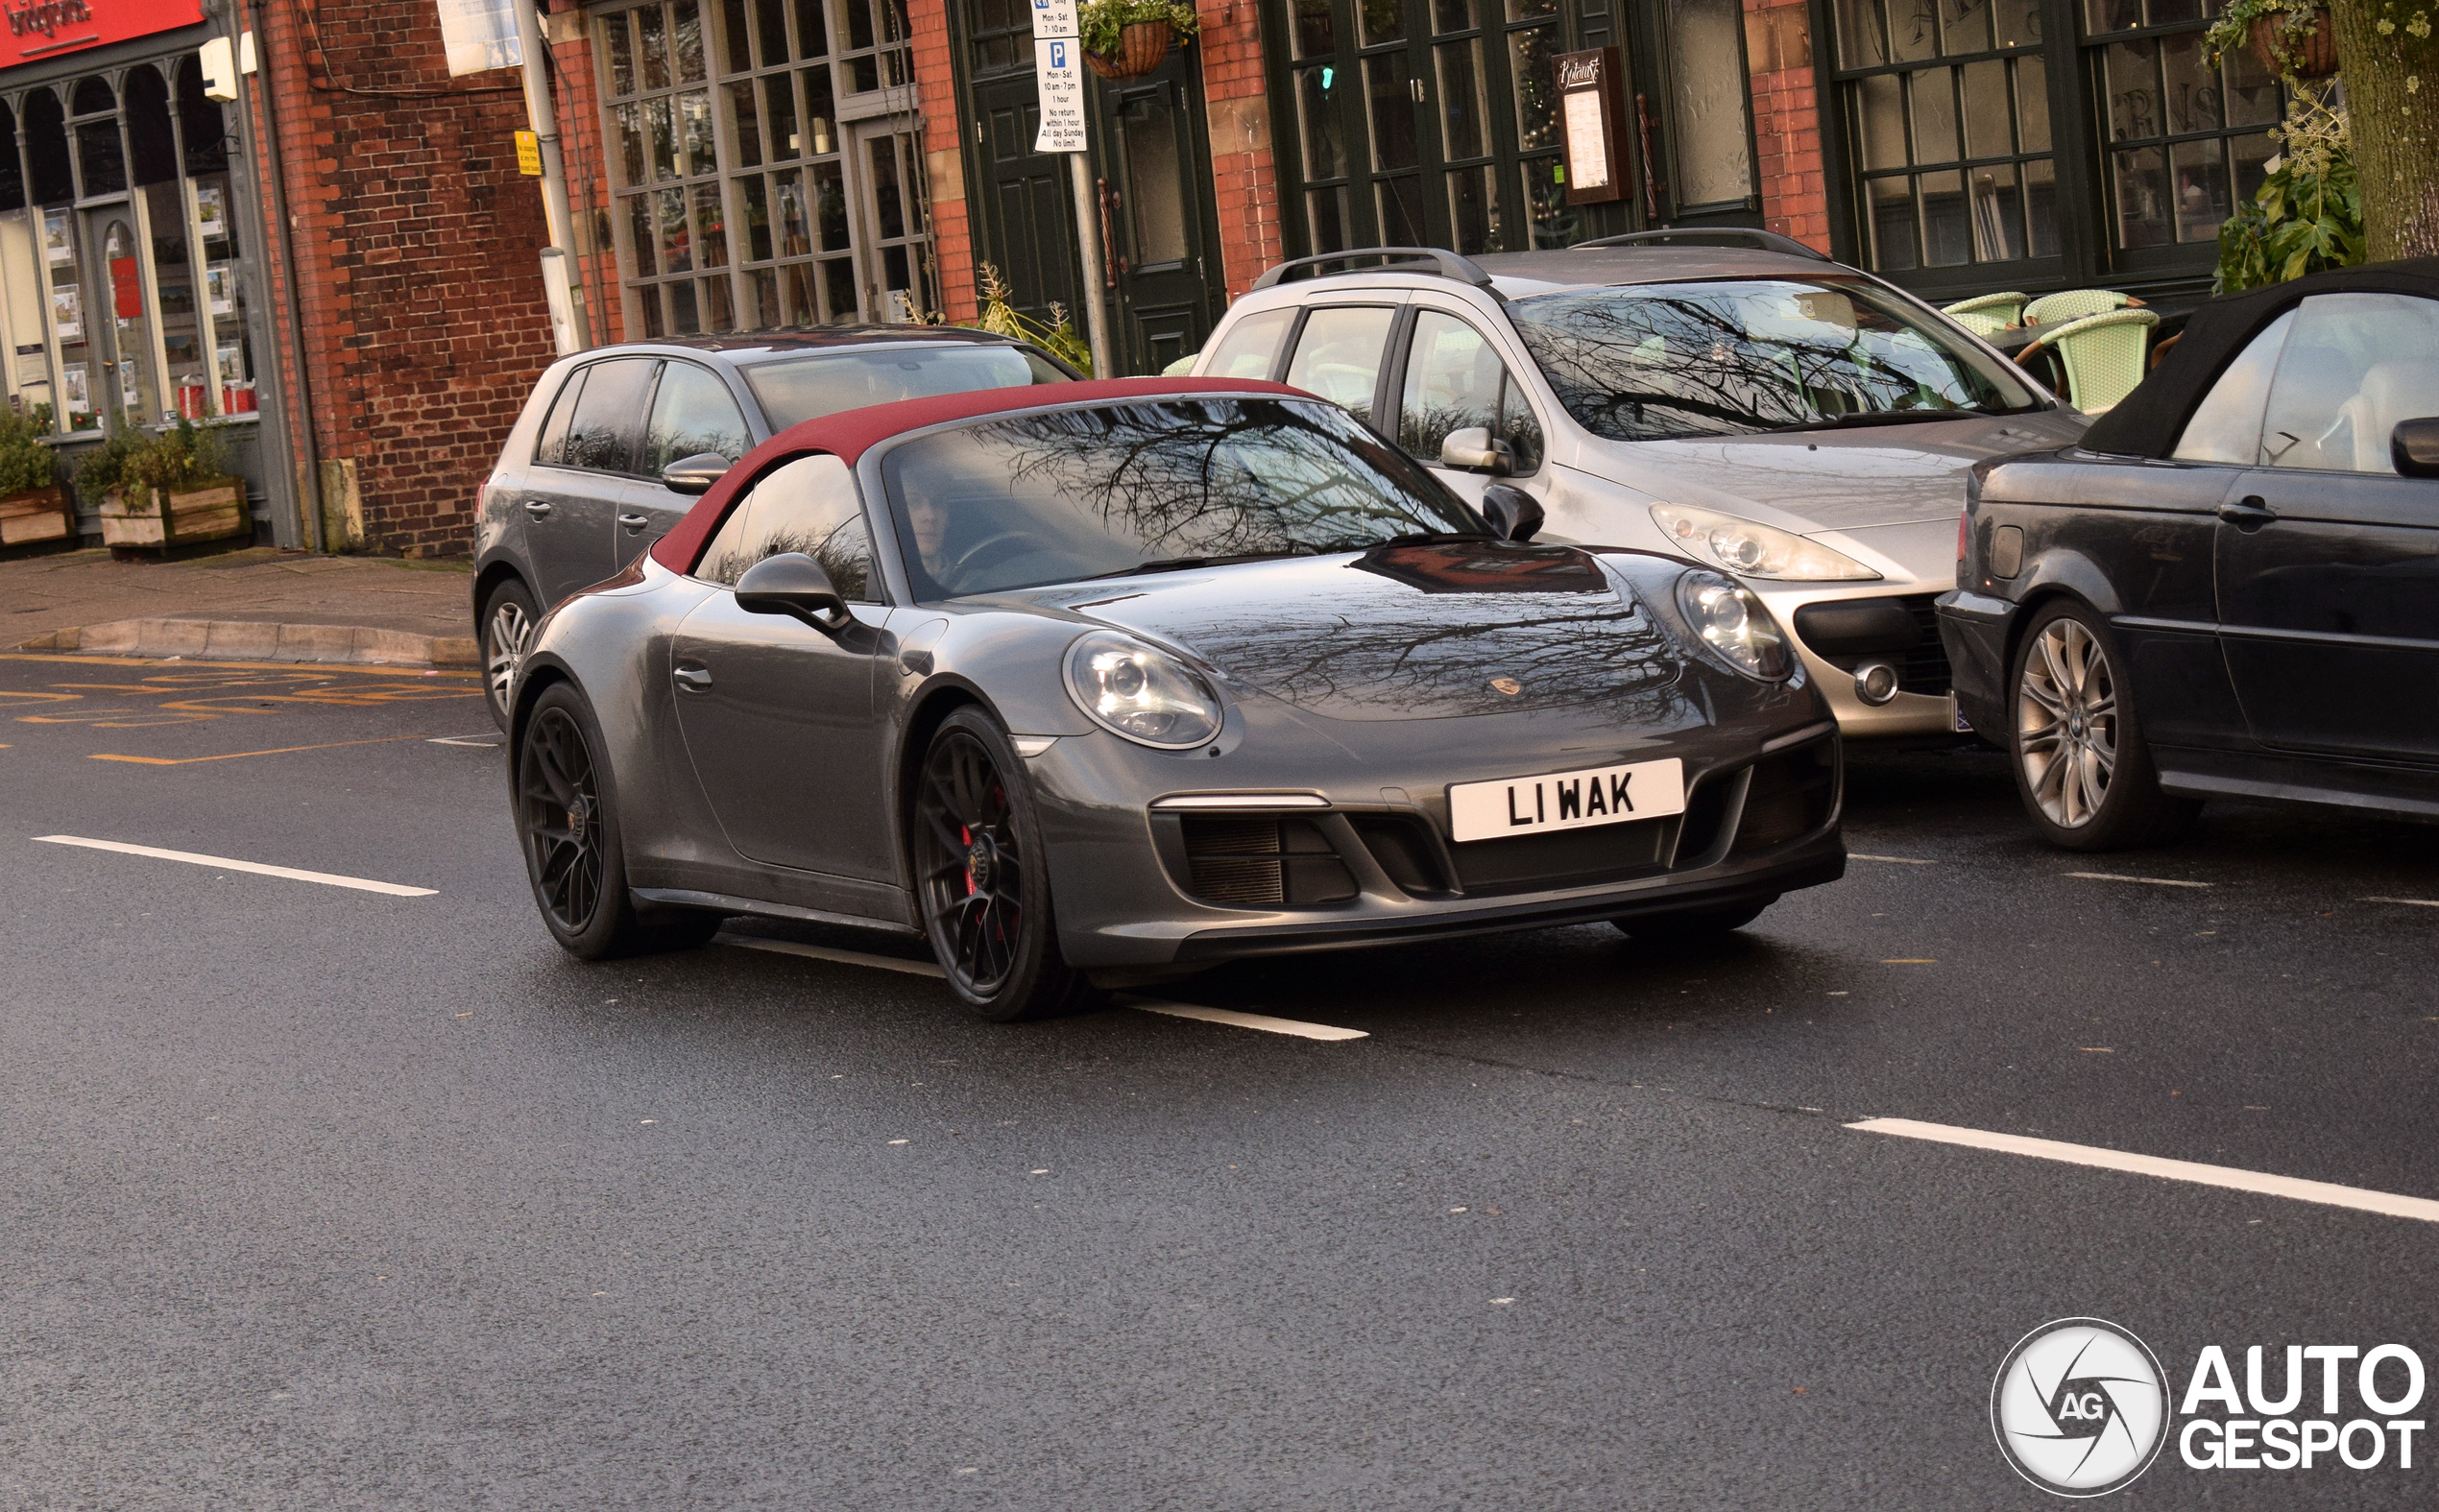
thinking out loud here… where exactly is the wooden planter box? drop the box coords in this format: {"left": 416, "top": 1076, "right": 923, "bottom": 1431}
{"left": 98, "top": 476, "right": 250, "bottom": 555}
{"left": 0, "top": 481, "right": 71, "bottom": 549}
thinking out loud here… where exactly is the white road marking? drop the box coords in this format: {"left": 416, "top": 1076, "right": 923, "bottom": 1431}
{"left": 1848, "top": 1116, "right": 2439, "bottom": 1224}
{"left": 34, "top": 835, "right": 435, "bottom": 897}
{"left": 719, "top": 933, "right": 1367, "bottom": 1040}
{"left": 1849, "top": 853, "right": 1936, "bottom": 864}
{"left": 2363, "top": 896, "right": 2439, "bottom": 909}
{"left": 722, "top": 934, "right": 944, "bottom": 976}
{"left": 2067, "top": 871, "right": 2212, "bottom": 888}
{"left": 427, "top": 734, "right": 503, "bottom": 748}
{"left": 1126, "top": 1000, "right": 1367, "bottom": 1041}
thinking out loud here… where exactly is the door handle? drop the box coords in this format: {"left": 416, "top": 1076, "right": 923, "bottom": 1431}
{"left": 617, "top": 513, "right": 650, "bottom": 531}
{"left": 2216, "top": 495, "right": 2277, "bottom": 531}
{"left": 672, "top": 664, "right": 712, "bottom": 691}
{"left": 522, "top": 499, "right": 552, "bottom": 517}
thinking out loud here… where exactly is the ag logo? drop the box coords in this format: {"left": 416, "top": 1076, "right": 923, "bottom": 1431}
{"left": 1992, "top": 1318, "right": 2171, "bottom": 1497}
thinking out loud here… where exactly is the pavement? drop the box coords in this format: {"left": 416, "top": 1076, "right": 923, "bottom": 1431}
{"left": 1, "top": 547, "right": 478, "bottom": 668}
{"left": 5, "top": 651, "right": 2438, "bottom": 1509}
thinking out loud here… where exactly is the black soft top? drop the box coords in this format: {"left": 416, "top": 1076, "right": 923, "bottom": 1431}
{"left": 2080, "top": 257, "right": 2439, "bottom": 458}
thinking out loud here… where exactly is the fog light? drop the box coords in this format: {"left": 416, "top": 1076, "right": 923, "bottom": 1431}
{"left": 1853, "top": 662, "right": 1900, "bottom": 706}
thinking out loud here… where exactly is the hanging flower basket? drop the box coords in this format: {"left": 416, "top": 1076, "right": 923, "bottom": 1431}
{"left": 1084, "top": 20, "right": 1172, "bottom": 79}
{"left": 2247, "top": 7, "right": 2339, "bottom": 79}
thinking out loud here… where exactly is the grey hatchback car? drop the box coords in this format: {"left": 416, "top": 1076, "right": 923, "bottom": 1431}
{"left": 472, "top": 326, "right": 1076, "bottom": 725}
{"left": 1188, "top": 232, "right": 2091, "bottom": 739}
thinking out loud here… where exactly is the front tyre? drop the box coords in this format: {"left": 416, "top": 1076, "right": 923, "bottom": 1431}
{"left": 910, "top": 708, "right": 1096, "bottom": 1022}
{"left": 516, "top": 682, "right": 721, "bottom": 958}
{"left": 481, "top": 579, "right": 541, "bottom": 732}
{"left": 2009, "top": 601, "right": 2199, "bottom": 851}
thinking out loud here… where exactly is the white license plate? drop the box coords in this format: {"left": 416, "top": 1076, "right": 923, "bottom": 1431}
{"left": 1447, "top": 757, "right": 1685, "bottom": 844}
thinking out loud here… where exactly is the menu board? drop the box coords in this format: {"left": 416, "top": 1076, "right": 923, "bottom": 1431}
{"left": 1554, "top": 47, "right": 1628, "bottom": 207}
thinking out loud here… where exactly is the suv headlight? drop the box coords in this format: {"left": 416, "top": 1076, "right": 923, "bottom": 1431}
{"left": 1676, "top": 571, "right": 1794, "bottom": 682}
{"left": 1651, "top": 503, "right": 1879, "bottom": 582}
{"left": 1063, "top": 630, "right": 1224, "bottom": 749}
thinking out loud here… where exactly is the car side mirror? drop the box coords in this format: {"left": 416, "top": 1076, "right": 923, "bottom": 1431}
{"left": 1439, "top": 426, "right": 1515, "bottom": 476}
{"left": 662, "top": 452, "right": 733, "bottom": 495}
{"left": 1480, "top": 483, "right": 1544, "bottom": 542}
{"left": 735, "top": 552, "right": 852, "bottom": 632}
{"left": 2393, "top": 418, "right": 2439, "bottom": 478}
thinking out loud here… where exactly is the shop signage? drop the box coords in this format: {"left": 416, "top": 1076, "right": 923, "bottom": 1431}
{"left": 1029, "top": 0, "right": 1084, "bottom": 154}
{"left": 1, "top": 0, "right": 205, "bottom": 71}
{"left": 109, "top": 254, "right": 139, "bottom": 319}
{"left": 1553, "top": 47, "right": 1627, "bottom": 206}
{"left": 514, "top": 128, "right": 541, "bottom": 176}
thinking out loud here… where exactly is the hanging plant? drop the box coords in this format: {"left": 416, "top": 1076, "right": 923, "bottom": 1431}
{"left": 2213, "top": 87, "right": 2365, "bottom": 291}
{"left": 1079, "top": 0, "right": 1198, "bottom": 79}
{"left": 2205, "top": 0, "right": 2339, "bottom": 80}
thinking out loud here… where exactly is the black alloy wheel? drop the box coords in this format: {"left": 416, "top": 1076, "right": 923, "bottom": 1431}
{"left": 2008, "top": 600, "right": 2199, "bottom": 851}
{"left": 910, "top": 708, "right": 1095, "bottom": 1021}
{"left": 481, "top": 580, "right": 540, "bottom": 732}
{"left": 515, "top": 682, "right": 722, "bottom": 958}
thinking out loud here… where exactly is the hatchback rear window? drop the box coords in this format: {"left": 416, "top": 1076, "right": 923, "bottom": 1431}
{"left": 743, "top": 346, "right": 1068, "bottom": 429}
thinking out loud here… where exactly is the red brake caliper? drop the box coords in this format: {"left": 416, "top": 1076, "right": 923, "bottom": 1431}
{"left": 960, "top": 825, "right": 974, "bottom": 896}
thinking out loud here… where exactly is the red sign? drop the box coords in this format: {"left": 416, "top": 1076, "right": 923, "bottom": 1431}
{"left": 2, "top": 0, "right": 206, "bottom": 71}
{"left": 110, "top": 254, "right": 139, "bottom": 318}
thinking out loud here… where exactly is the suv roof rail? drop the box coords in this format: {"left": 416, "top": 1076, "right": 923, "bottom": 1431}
{"left": 1574, "top": 228, "right": 1834, "bottom": 262}
{"left": 1251, "top": 246, "right": 1501, "bottom": 294}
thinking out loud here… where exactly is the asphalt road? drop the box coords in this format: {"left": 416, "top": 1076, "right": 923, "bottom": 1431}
{"left": 5, "top": 650, "right": 2436, "bottom": 1509}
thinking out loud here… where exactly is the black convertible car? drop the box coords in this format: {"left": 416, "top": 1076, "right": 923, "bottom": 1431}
{"left": 507, "top": 378, "right": 1845, "bottom": 1020}
{"left": 1939, "top": 258, "right": 2439, "bottom": 849}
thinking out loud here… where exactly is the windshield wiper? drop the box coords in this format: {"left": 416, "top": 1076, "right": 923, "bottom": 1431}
{"left": 1767, "top": 406, "right": 2016, "bottom": 433}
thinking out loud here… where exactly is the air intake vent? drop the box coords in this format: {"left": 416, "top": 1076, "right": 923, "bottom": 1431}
{"left": 1731, "top": 744, "right": 1838, "bottom": 856}
{"left": 1179, "top": 817, "right": 1358, "bottom": 907}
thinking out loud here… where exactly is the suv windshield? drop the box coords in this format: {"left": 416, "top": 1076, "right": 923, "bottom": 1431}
{"left": 742, "top": 345, "right": 1070, "bottom": 429}
{"left": 1509, "top": 277, "right": 2040, "bottom": 442}
{"left": 881, "top": 396, "right": 1481, "bottom": 599}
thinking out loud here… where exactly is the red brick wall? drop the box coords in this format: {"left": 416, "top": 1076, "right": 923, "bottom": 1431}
{"left": 1198, "top": 0, "right": 1282, "bottom": 300}
{"left": 910, "top": 0, "right": 978, "bottom": 323}
{"left": 545, "top": 3, "right": 628, "bottom": 348}
{"left": 1745, "top": 0, "right": 1829, "bottom": 253}
{"left": 254, "top": 0, "right": 562, "bottom": 558}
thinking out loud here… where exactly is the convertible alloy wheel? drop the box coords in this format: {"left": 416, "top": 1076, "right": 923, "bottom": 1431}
{"left": 519, "top": 704, "right": 607, "bottom": 934}
{"left": 910, "top": 710, "right": 1092, "bottom": 1021}
{"left": 482, "top": 583, "right": 539, "bottom": 730}
{"left": 2008, "top": 602, "right": 2198, "bottom": 851}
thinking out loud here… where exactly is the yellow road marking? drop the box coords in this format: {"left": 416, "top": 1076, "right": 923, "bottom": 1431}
{"left": 90, "top": 733, "right": 434, "bottom": 765}
{"left": 0, "top": 652, "right": 479, "bottom": 678}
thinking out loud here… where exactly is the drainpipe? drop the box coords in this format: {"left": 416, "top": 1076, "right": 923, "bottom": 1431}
{"left": 511, "top": 0, "right": 591, "bottom": 351}
{"left": 246, "top": 0, "right": 326, "bottom": 552}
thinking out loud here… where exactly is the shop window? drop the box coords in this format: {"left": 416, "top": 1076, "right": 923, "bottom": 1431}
{"left": 2085, "top": 0, "right": 2284, "bottom": 253}
{"left": 1662, "top": 0, "right": 1757, "bottom": 211}
{"left": 1831, "top": 0, "right": 2058, "bottom": 272}
{"left": 600, "top": 0, "right": 929, "bottom": 332}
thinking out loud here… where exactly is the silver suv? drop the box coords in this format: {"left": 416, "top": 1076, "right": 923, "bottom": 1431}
{"left": 1188, "top": 232, "right": 2089, "bottom": 738}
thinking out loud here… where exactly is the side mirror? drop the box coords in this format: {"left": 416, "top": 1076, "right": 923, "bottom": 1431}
{"left": 1480, "top": 483, "right": 1544, "bottom": 542}
{"left": 1439, "top": 426, "right": 1515, "bottom": 476}
{"left": 662, "top": 451, "right": 733, "bottom": 495}
{"left": 2393, "top": 418, "right": 2439, "bottom": 479}
{"left": 735, "top": 552, "right": 852, "bottom": 632}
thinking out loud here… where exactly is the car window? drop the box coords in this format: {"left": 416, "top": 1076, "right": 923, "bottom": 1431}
{"left": 1283, "top": 306, "right": 1396, "bottom": 421}
{"left": 1397, "top": 310, "right": 1543, "bottom": 475}
{"left": 642, "top": 362, "right": 751, "bottom": 474}
{"left": 880, "top": 396, "right": 1482, "bottom": 600}
{"left": 741, "top": 345, "right": 1066, "bottom": 429}
{"left": 2258, "top": 293, "right": 2439, "bottom": 474}
{"left": 534, "top": 368, "right": 584, "bottom": 467}
{"left": 696, "top": 453, "right": 875, "bottom": 600}
{"left": 1204, "top": 307, "right": 1296, "bottom": 379}
{"left": 562, "top": 358, "right": 659, "bottom": 473}
{"left": 2170, "top": 309, "right": 2293, "bottom": 465}
{"left": 1508, "top": 277, "right": 2040, "bottom": 440}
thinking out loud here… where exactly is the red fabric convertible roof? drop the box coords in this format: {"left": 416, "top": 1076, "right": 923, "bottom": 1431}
{"left": 648, "top": 376, "right": 1305, "bottom": 576}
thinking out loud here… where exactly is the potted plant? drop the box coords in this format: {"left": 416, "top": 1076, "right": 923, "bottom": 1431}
{"left": 2213, "top": 90, "right": 2362, "bottom": 291}
{"left": 0, "top": 404, "right": 69, "bottom": 552}
{"left": 86, "top": 419, "right": 247, "bottom": 555}
{"left": 2206, "top": 0, "right": 2339, "bottom": 80}
{"left": 1080, "top": 0, "right": 1198, "bottom": 79}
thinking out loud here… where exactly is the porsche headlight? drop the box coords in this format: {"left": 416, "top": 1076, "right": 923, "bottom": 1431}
{"left": 1651, "top": 503, "right": 1879, "bottom": 582}
{"left": 1675, "top": 570, "right": 1794, "bottom": 682}
{"left": 1063, "top": 631, "right": 1223, "bottom": 749}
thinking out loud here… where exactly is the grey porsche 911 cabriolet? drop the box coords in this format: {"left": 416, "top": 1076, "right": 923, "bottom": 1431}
{"left": 504, "top": 377, "right": 1845, "bottom": 1020}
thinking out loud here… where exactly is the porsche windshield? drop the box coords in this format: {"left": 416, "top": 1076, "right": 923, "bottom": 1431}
{"left": 881, "top": 397, "right": 1481, "bottom": 599}
{"left": 742, "top": 345, "right": 1070, "bottom": 429}
{"left": 1509, "top": 277, "right": 2041, "bottom": 442}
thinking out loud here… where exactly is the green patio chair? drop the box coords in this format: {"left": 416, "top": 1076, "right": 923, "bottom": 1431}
{"left": 2021, "top": 308, "right": 2159, "bottom": 413}
{"left": 1162, "top": 353, "right": 1198, "bottom": 376}
{"left": 2022, "top": 288, "right": 2138, "bottom": 328}
{"left": 1942, "top": 291, "right": 2027, "bottom": 328}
